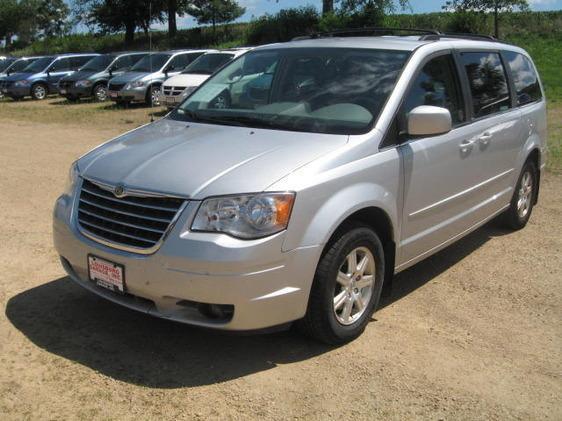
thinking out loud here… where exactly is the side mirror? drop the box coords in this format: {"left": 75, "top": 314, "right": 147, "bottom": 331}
{"left": 407, "top": 105, "right": 452, "bottom": 137}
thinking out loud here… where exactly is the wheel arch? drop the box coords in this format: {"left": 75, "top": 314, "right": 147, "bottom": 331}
{"left": 31, "top": 80, "right": 49, "bottom": 95}
{"left": 323, "top": 207, "right": 396, "bottom": 295}
{"left": 526, "top": 147, "right": 541, "bottom": 205}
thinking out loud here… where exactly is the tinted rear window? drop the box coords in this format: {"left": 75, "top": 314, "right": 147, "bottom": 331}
{"left": 504, "top": 51, "right": 542, "bottom": 106}
{"left": 461, "top": 52, "right": 511, "bottom": 118}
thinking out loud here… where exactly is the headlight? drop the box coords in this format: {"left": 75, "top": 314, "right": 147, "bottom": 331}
{"left": 14, "top": 80, "right": 30, "bottom": 87}
{"left": 64, "top": 162, "right": 80, "bottom": 195}
{"left": 192, "top": 193, "right": 295, "bottom": 239}
{"left": 75, "top": 80, "right": 93, "bottom": 88}
{"left": 126, "top": 80, "right": 145, "bottom": 89}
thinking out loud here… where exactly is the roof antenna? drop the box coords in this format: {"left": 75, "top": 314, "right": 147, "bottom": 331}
{"left": 149, "top": 0, "right": 154, "bottom": 123}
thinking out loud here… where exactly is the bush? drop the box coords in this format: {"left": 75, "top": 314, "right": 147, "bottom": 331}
{"left": 246, "top": 7, "right": 319, "bottom": 45}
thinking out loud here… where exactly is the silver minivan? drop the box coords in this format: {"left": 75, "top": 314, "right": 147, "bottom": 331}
{"left": 53, "top": 32, "right": 547, "bottom": 343}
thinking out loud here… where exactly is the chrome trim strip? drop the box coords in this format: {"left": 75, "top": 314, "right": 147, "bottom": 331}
{"left": 409, "top": 168, "right": 514, "bottom": 218}
{"left": 86, "top": 177, "right": 188, "bottom": 199}
{"left": 81, "top": 185, "right": 181, "bottom": 212}
{"left": 78, "top": 208, "right": 166, "bottom": 234}
{"left": 79, "top": 198, "right": 173, "bottom": 223}
{"left": 78, "top": 219, "right": 156, "bottom": 244}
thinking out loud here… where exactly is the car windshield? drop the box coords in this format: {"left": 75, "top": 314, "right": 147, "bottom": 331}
{"left": 80, "top": 55, "right": 113, "bottom": 71}
{"left": 182, "top": 53, "right": 235, "bottom": 75}
{"left": 23, "top": 56, "right": 53, "bottom": 73}
{"left": 171, "top": 48, "right": 410, "bottom": 135}
{"left": 131, "top": 53, "right": 171, "bottom": 72}
{"left": 0, "top": 59, "right": 16, "bottom": 72}
{"left": 7, "top": 58, "right": 38, "bottom": 73}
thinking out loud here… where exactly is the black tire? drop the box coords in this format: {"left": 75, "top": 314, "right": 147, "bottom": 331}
{"left": 31, "top": 83, "right": 48, "bottom": 100}
{"left": 93, "top": 83, "right": 108, "bottom": 102}
{"left": 498, "top": 160, "right": 538, "bottom": 230}
{"left": 146, "top": 85, "right": 161, "bottom": 107}
{"left": 297, "top": 223, "right": 385, "bottom": 344}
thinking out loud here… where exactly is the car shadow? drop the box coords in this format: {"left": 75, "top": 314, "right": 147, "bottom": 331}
{"left": 5, "top": 222, "right": 510, "bottom": 389}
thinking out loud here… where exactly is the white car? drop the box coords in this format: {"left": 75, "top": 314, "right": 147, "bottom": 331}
{"left": 161, "top": 48, "right": 252, "bottom": 110}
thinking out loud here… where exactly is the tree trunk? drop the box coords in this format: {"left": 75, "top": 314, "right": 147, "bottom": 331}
{"left": 322, "top": 0, "right": 334, "bottom": 15}
{"left": 494, "top": 2, "right": 499, "bottom": 38}
{"left": 168, "top": 0, "right": 177, "bottom": 38}
{"left": 125, "top": 20, "right": 135, "bottom": 46}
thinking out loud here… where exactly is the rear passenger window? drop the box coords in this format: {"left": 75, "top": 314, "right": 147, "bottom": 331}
{"left": 504, "top": 51, "right": 542, "bottom": 106}
{"left": 403, "top": 54, "right": 465, "bottom": 125}
{"left": 460, "top": 52, "right": 511, "bottom": 118}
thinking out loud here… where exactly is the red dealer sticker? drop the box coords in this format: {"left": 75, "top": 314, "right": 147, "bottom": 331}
{"left": 88, "top": 255, "right": 125, "bottom": 294}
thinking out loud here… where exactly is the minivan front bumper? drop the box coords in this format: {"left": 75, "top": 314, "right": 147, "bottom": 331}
{"left": 53, "top": 191, "right": 320, "bottom": 331}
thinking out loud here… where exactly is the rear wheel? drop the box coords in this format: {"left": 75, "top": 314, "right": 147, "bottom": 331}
{"left": 93, "top": 83, "right": 108, "bottom": 102}
{"left": 499, "top": 160, "right": 537, "bottom": 230}
{"left": 297, "top": 223, "right": 385, "bottom": 344}
{"left": 31, "top": 83, "right": 48, "bottom": 100}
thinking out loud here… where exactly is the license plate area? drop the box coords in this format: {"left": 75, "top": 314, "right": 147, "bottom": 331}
{"left": 109, "top": 91, "right": 118, "bottom": 98}
{"left": 60, "top": 89, "right": 66, "bottom": 94}
{"left": 88, "top": 254, "right": 126, "bottom": 294}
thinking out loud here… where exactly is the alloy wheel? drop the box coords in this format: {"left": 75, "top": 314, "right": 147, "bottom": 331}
{"left": 517, "top": 170, "right": 533, "bottom": 219}
{"left": 333, "top": 246, "right": 375, "bottom": 325}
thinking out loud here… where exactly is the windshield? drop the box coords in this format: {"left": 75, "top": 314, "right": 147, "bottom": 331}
{"left": 7, "top": 58, "right": 38, "bottom": 73}
{"left": 171, "top": 48, "right": 410, "bottom": 135}
{"left": 0, "top": 59, "right": 16, "bottom": 73}
{"left": 182, "top": 53, "right": 235, "bottom": 75}
{"left": 80, "top": 55, "right": 113, "bottom": 72}
{"left": 23, "top": 56, "right": 53, "bottom": 73}
{"left": 131, "top": 53, "right": 171, "bottom": 72}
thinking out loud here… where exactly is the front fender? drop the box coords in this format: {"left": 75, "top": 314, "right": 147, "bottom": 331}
{"left": 280, "top": 148, "right": 402, "bottom": 252}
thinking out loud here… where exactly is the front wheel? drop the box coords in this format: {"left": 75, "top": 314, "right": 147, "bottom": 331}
{"left": 297, "top": 223, "right": 385, "bottom": 344}
{"left": 31, "top": 83, "right": 48, "bottom": 100}
{"left": 147, "top": 85, "right": 161, "bottom": 107}
{"left": 499, "top": 160, "right": 538, "bottom": 230}
{"left": 93, "top": 84, "right": 108, "bottom": 102}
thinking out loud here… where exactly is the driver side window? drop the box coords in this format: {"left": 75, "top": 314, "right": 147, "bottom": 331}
{"left": 403, "top": 54, "right": 465, "bottom": 125}
{"left": 382, "top": 53, "right": 465, "bottom": 148}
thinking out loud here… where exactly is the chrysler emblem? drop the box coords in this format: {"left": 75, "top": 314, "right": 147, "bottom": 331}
{"left": 113, "top": 184, "right": 126, "bottom": 198}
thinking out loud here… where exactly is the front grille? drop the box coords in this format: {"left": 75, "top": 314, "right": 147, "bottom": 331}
{"left": 59, "top": 80, "right": 74, "bottom": 89}
{"left": 77, "top": 179, "right": 185, "bottom": 251}
{"left": 163, "top": 86, "right": 186, "bottom": 96}
{"left": 1, "top": 80, "right": 13, "bottom": 90}
{"left": 108, "top": 82, "right": 125, "bottom": 91}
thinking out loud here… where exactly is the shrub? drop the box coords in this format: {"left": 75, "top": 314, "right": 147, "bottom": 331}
{"left": 246, "top": 7, "right": 320, "bottom": 45}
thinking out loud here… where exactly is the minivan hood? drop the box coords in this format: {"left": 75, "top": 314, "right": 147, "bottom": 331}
{"left": 62, "top": 70, "right": 99, "bottom": 82}
{"left": 78, "top": 118, "right": 348, "bottom": 199}
{"left": 163, "top": 73, "right": 209, "bottom": 88}
{"left": 109, "top": 71, "right": 150, "bottom": 84}
{"left": 5, "top": 72, "right": 34, "bottom": 81}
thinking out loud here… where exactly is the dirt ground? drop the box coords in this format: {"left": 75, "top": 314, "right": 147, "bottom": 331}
{"left": 0, "top": 98, "right": 561, "bottom": 420}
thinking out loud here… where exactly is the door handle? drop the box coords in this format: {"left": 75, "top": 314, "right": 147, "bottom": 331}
{"left": 460, "top": 138, "right": 476, "bottom": 153}
{"left": 479, "top": 132, "right": 493, "bottom": 146}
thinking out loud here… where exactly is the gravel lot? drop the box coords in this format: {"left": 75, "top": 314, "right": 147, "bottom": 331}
{"left": 1, "top": 99, "right": 561, "bottom": 420}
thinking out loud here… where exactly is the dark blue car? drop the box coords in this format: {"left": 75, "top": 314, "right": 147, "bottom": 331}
{"left": 2, "top": 53, "right": 98, "bottom": 100}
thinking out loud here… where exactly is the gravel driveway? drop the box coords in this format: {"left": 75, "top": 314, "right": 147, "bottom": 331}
{"left": 0, "top": 102, "right": 560, "bottom": 420}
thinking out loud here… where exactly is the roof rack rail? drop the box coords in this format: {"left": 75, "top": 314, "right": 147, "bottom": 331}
{"left": 419, "top": 32, "right": 499, "bottom": 42}
{"left": 292, "top": 27, "right": 440, "bottom": 41}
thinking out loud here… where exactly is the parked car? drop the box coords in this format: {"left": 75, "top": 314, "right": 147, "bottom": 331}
{"left": 2, "top": 53, "right": 99, "bottom": 100}
{"left": 57, "top": 52, "right": 149, "bottom": 102}
{"left": 54, "top": 33, "right": 546, "bottom": 344}
{"left": 161, "top": 48, "right": 251, "bottom": 110}
{"left": 0, "top": 56, "right": 42, "bottom": 99}
{"left": 107, "top": 50, "right": 207, "bottom": 106}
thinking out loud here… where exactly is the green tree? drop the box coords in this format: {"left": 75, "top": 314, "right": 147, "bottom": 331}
{"left": 443, "top": 0, "right": 529, "bottom": 37}
{"left": 35, "top": 0, "right": 70, "bottom": 37}
{"left": 189, "top": 0, "right": 245, "bottom": 35}
{"left": 75, "top": 0, "right": 166, "bottom": 46}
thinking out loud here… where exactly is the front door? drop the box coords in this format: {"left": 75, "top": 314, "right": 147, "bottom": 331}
{"left": 396, "top": 52, "right": 492, "bottom": 268}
